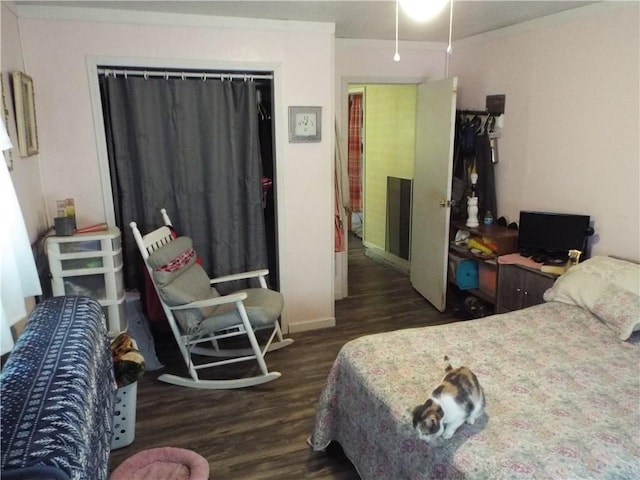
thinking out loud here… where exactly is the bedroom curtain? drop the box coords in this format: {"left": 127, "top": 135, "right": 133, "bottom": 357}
{"left": 334, "top": 122, "right": 346, "bottom": 253}
{"left": 0, "top": 118, "right": 42, "bottom": 355}
{"left": 99, "top": 73, "right": 268, "bottom": 293}
{"left": 347, "top": 93, "right": 363, "bottom": 213}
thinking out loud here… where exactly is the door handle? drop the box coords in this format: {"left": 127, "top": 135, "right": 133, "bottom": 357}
{"left": 439, "top": 199, "right": 454, "bottom": 208}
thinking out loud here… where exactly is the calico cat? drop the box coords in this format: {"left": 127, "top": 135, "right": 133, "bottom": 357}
{"left": 412, "top": 356, "right": 485, "bottom": 442}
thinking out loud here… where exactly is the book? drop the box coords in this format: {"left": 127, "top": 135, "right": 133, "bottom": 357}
{"left": 541, "top": 259, "right": 570, "bottom": 275}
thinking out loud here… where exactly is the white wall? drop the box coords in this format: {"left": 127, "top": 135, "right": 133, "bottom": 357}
{"left": 335, "top": 38, "right": 447, "bottom": 142}
{"left": 450, "top": 3, "right": 640, "bottom": 261}
{"left": 1, "top": 4, "right": 48, "bottom": 241}
{"left": 11, "top": 6, "right": 336, "bottom": 332}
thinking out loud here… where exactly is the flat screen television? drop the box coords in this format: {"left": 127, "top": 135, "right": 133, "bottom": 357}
{"left": 518, "top": 211, "right": 591, "bottom": 258}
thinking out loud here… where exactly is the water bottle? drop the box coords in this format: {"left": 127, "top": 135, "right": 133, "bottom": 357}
{"left": 483, "top": 210, "right": 494, "bottom": 225}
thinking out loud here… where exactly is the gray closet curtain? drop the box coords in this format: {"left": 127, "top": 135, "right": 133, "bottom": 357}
{"left": 99, "top": 75, "right": 268, "bottom": 292}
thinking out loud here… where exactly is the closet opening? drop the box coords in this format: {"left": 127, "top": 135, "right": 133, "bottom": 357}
{"left": 97, "top": 66, "right": 278, "bottom": 302}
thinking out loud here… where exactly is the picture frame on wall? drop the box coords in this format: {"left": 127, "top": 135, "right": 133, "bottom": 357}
{"left": 288, "top": 106, "right": 322, "bottom": 143}
{"left": 12, "top": 71, "right": 39, "bottom": 157}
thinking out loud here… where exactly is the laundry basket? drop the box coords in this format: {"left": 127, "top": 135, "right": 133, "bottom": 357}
{"left": 111, "top": 381, "right": 138, "bottom": 449}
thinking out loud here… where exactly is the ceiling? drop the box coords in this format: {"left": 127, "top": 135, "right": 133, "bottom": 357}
{"left": 15, "top": 1, "right": 598, "bottom": 42}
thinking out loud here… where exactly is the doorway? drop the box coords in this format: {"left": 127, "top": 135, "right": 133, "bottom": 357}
{"left": 346, "top": 89, "right": 364, "bottom": 241}
{"left": 339, "top": 78, "right": 459, "bottom": 314}
{"left": 345, "top": 83, "right": 417, "bottom": 274}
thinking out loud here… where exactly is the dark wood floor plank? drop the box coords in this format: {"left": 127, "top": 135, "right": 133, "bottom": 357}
{"left": 109, "top": 236, "right": 458, "bottom": 479}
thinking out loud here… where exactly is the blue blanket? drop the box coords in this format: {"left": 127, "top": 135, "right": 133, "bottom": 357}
{"left": 1, "top": 296, "right": 117, "bottom": 480}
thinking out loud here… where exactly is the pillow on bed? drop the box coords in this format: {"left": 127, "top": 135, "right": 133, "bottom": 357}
{"left": 544, "top": 256, "right": 640, "bottom": 340}
{"left": 542, "top": 267, "right": 608, "bottom": 310}
{"left": 592, "top": 284, "right": 640, "bottom": 341}
{"left": 544, "top": 256, "right": 640, "bottom": 306}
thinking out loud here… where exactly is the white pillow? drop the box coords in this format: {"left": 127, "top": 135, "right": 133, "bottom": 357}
{"left": 544, "top": 256, "right": 640, "bottom": 307}
{"left": 544, "top": 256, "right": 640, "bottom": 340}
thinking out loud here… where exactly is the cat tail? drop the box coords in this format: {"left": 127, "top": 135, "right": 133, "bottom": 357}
{"left": 443, "top": 355, "right": 453, "bottom": 372}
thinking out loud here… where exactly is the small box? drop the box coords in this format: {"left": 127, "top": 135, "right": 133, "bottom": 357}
{"left": 478, "top": 261, "right": 497, "bottom": 298}
{"left": 111, "top": 382, "right": 137, "bottom": 450}
{"left": 54, "top": 216, "right": 75, "bottom": 236}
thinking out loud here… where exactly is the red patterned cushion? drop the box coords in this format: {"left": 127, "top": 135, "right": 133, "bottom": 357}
{"left": 155, "top": 247, "right": 196, "bottom": 273}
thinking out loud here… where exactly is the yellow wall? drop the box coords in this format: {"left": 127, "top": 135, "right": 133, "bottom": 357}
{"left": 360, "top": 84, "right": 417, "bottom": 250}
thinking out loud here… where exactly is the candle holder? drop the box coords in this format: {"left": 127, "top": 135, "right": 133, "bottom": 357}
{"left": 466, "top": 196, "right": 479, "bottom": 228}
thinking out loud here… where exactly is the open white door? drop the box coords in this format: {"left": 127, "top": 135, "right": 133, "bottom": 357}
{"left": 410, "top": 77, "right": 457, "bottom": 311}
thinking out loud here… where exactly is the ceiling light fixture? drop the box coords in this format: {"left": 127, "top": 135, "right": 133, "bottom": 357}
{"left": 400, "top": 0, "right": 449, "bottom": 22}
{"left": 394, "top": 0, "right": 451, "bottom": 63}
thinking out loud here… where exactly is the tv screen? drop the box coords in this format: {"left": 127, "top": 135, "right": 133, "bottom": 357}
{"left": 518, "top": 211, "right": 590, "bottom": 257}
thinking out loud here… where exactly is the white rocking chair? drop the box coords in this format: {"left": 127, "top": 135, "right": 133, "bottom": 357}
{"left": 130, "top": 209, "right": 293, "bottom": 389}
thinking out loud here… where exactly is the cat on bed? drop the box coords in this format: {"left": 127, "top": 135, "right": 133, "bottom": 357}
{"left": 412, "top": 356, "right": 485, "bottom": 442}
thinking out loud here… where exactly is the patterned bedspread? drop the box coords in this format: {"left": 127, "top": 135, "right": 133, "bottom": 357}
{"left": 310, "top": 302, "right": 640, "bottom": 479}
{"left": 1, "top": 296, "right": 117, "bottom": 480}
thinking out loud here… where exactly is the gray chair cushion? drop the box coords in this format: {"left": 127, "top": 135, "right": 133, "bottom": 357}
{"left": 146, "top": 236, "right": 283, "bottom": 333}
{"left": 199, "top": 288, "right": 284, "bottom": 332}
{"left": 147, "top": 237, "right": 218, "bottom": 329}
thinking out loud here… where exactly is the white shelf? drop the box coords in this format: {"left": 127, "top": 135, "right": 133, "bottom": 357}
{"left": 46, "top": 227, "right": 127, "bottom": 336}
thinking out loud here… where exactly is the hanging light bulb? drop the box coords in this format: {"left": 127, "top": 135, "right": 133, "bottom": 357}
{"left": 400, "top": 0, "right": 449, "bottom": 22}
{"left": 394, "top": 0, "right": 450, "bottom": 62}
{"left": 394, "top": 0, "right": 401, "bottom": 61}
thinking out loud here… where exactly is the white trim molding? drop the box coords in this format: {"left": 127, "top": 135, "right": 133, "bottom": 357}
{"left": 15, "top": 4, "right": 335, "bottom": 34}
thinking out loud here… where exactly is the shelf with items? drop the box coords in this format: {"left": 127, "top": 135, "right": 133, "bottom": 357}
{"left": 450, "top": 221, "right": 519, "bottom": 257}
{"left": 447, "top": 253, "right": 497, "bottom": 306}
{"left": 447, "top": 222, "right": 519, "bottom": 307}
{"left": 46, "top": 227, "right": 126, "bottom": 337}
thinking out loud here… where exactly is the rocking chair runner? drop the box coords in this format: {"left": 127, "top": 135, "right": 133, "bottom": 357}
{"left": 130, "top": 209, "right": 293, "bottom": 389}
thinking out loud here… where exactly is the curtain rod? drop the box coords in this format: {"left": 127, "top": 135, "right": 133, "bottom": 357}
{"left": 457, "top": 109, "right": 491, "bottom": 116}
{"left": 97, "top": 68, "right": 273, "bottom": 81}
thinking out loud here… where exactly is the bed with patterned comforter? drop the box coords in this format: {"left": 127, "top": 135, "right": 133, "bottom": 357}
{"left": 309, "top": 256, "right": 640, "bottom": 479}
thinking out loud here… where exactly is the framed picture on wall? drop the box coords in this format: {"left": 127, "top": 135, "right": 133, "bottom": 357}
{"left": 12, "top": 71, "right": 39, "bottom": 157}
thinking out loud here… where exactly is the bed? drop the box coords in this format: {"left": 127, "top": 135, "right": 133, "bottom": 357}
{"left": 309, "top": 256, "right": 640, "bottom": 479}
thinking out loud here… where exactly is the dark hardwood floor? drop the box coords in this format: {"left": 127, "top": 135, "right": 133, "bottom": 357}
{"left": 109, "top": 234, "right": 459, "bottom": 479}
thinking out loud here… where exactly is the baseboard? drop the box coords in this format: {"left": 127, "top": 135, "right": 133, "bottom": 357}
{"left": 363, "top": 242, "right": 410, "bottom": 274}
{"left": 287, "top": 316, "right": 336, "bottom": 333}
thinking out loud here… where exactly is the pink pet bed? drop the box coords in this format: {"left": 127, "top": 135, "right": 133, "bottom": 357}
{"left": 110, "top": 447, "right": 209, "bottom": 480}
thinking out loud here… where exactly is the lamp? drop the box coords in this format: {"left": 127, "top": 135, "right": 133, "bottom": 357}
{"left": 400, "top": 0, "right": 449, "bottom": 22}
{"left": 0, "top": 117, "right": 43, "bottom": 355}
{"left": 466, "top": 172, "right": 479, "bottom": 228}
